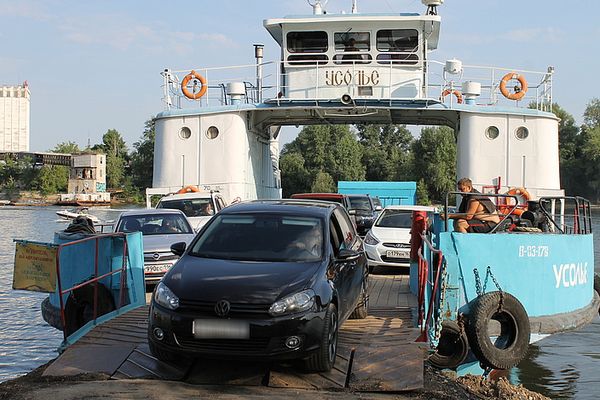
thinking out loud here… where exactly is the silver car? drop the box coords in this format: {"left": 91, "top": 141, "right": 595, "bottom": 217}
{"left": 114, "top": 209, "right": 196, "bottom": 285}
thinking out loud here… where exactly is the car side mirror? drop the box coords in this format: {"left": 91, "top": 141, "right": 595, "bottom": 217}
{"left": 336, "top": 248, "right": 360, "bottom": 262}
{"left": 375, "top": 205, "right": 382, "bottom": 211}
{"left": 348, "top": 209, "right": 356, "bottom": 215}
{"left": 171, "top": 242, "right": 187, "bottom": 256}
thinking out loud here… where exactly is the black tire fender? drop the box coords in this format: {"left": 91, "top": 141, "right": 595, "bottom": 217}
{"left": 64, "top": 282, "right": 115, "bottom": 337}
{"left": 428, "top": 319, "right": 469, "bottom": 369}
{"left": 466, "top": 291, "right": 530, "bottom": 370}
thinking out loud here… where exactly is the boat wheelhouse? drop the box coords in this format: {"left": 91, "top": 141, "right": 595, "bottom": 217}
{"left": 146, "top": 0, "right": 598, "bottom": 374}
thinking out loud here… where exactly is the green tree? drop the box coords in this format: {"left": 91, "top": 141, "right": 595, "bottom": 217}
{"left": 280, "top": 125, "right": 365, "bottom": 195}
{"left": 130, "top": 119, "right": 156, "bottom": 190}
{"left": 412, "top": 126, "right": 456, "bottom": 202}
{"left": 311, "top": 171, "right": 336, "bottom": 193}
{"left": 280, "top": 152, "right": 311, "bottom": 197}
{"left": 356, "top": 124, "right": 414, "bottom": 181}
{"left": 416, "top": 179, "right": 431, "bottom": 205}
{"left": 93, "top": 129, "right": 128, "bottom": 188}
{"left": 53, "top": 141, "right": 81, "bottom": 154}
{"left": 583, "top": 98, "right": 600, "bottom": 129}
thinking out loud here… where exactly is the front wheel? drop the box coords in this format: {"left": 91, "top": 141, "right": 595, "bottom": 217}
{"left": 305, "top": 304, "right": 338, "bottom": 372}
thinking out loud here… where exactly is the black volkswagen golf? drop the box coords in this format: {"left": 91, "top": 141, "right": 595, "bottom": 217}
{"left": 148, "top": 200, "right": 368, "bottom": 372}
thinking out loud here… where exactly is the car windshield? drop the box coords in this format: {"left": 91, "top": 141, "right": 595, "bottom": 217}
{"left": 157, "top": 198, "right": 214, "bottom": 217}
{"left": 117, "top": 214, "right": 193, "bottom": 235}
{"left": 349, "top": 197, "right": 372, "bottom": 211}
{"left": 189, "top": 214, "right": 324, "bottom": 262}
{"left": 376, "top": 210, "right": 412, "bottom": 228}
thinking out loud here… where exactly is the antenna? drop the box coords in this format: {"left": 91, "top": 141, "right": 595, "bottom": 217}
{"left": 351, "top": 0, "right": 358, "bottom": 14}
{"left": 421, "top": 0, "right": 444, "bottom": 15}
{"left": 307, "top": 0, "right": 328, "bottom": 15}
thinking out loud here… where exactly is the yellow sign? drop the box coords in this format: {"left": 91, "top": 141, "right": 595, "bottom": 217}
{"left": 13, "top": 242, "right": 58, "bottom": 293}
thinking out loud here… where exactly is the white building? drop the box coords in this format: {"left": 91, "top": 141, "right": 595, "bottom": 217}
{"left": 59, "top": 153, "right": 111, "bottom": 205}
{"left": 0, "top": 82, "right": 30, "bottom": 152}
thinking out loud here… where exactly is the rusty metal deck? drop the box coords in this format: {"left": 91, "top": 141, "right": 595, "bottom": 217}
{"left": 43, "top": 271, "right": 426, "bottom": 392}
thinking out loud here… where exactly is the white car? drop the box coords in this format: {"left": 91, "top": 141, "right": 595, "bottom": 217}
{"left": 363, "top": 205, "right": 436, "bottom": 270}
{"left": 156, "top": 191, "right": 227, "bottom": 231}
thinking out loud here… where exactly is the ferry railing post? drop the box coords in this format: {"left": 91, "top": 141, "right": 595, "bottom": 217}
{"left": 254, "top": 44, "right": 264, "bottom": 103}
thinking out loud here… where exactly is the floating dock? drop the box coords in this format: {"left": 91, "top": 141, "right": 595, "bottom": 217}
{"left": 42, "top": 272, "right": 427, "bottom": 393}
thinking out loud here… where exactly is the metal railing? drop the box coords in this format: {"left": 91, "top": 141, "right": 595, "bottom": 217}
{"left": 538, "top": 196, "right": 593, "bottom": 234}
{"left": 161, "top": 58, "right": 553, "bottom": 112}
{"left": 56, "top": 233, "right": 129, "bottom": 341}
{"left": 416, "top": 232, "right": 444, "bottom": 343}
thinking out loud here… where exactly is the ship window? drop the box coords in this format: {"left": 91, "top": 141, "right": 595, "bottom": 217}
{"left": 287, "top": 55, "right": 329, "bottom": 65}
{"left": 286, "top": 31, "right": 328, "bottom": 53}
{"left": 515, "top": 126, "right": 529, "bottom": 140}
{"left": 206, "top": 126, "right": 219, "bottom": 139}
{"left": 376, "top": 29, "right": 419, "bottom": 65}
{"left": 179, "top": 127, "right": 192, "bottom": 139}
{"left": 333, "top": 32, "right": 371, "bottom": 65}
{"left": 486, "top": 126, "right": 500, "bottom": 140}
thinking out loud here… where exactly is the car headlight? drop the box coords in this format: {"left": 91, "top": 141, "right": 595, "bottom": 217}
{"left": 364, "top": 231, "right": 379, "bottom": 245}
{"left": 269, "top": 289, "right": 315, "bottom": 316}
{"left": 154, "top": 282, "right": 180, "bottom": 310}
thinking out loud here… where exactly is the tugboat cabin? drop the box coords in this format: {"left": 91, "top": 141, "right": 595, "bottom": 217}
{"left": 264, "top": 12, "right": 440, "bottom": 101}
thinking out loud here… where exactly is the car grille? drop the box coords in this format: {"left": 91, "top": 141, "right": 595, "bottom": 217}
{"left": 382, "top": 242, "right": 410, "bottom": 249}
{"left": 144, "top": 252, "right": 178, "bottom": 262}
{"left": 178, "top": 299, "right": 271, "bottom": 317}
{"left": 175, "top": 336, "right": 271, "bottom": 353}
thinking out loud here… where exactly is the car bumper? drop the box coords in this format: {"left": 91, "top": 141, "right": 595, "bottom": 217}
{"left": 364, "top": 242, "right": 410, "bottom": 268}
{"left": 148, "top": 302, "right": 327, "bottom": 360}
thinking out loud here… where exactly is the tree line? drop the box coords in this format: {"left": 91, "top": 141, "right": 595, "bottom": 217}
{"left": 0, "top": 119, "right": 155, "bottom": 202}
{"left": 1, "top": 98, "right": 599, "bottom": 204}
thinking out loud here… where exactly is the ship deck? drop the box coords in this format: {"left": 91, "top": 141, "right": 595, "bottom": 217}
{"left": 41, "top": 270, "right": 426, "bottom": 393}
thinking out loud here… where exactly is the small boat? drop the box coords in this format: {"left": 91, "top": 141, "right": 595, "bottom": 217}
{"left": 56, "top": 207, "right": 100, "bottom": 224}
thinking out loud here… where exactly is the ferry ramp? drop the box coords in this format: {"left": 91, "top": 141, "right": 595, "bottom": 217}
{"left": 42, "top": 271, "right": 426, "bottom": 393}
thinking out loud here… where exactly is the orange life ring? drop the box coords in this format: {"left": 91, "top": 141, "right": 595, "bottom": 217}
{"left": 177, "top": 185, "right": 200, "bottom": 194}
{"left": 440, "top": 89, "right": 463, "bottom": 104}
{"left": 181, "top": 70, "right": 207, "bottom": 100}
{"left": 499, "top": 72, "right": 528, "bottom": 101}
{"left": 498, "top": 187, "right": 530, "bottom": 216}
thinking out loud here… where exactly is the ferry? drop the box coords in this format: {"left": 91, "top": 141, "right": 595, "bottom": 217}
{"left": 143, "top": 0, "right": 599, "bottom": 374}
{"left": 18, "top": 0, "right": 598, "bottom": 386}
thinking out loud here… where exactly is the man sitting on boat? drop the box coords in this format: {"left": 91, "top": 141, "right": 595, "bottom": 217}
{"left": 444, "top": 178, "right": 500, "bottom": 233}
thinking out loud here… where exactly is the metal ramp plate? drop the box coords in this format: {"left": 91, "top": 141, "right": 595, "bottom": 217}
{"left": 43, "top": 344, "right": 136, "bottom": 377}
{"left": 113, "top": 343, "right": 192, "bottom": 381}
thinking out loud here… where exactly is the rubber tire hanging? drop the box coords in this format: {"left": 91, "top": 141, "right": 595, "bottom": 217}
{"left": 465, "top": 291, "right": 530, "bottom": 370}
{"left": 64, "top": 283, "right": 116, "bottom": 337}
{"left": 428, "top": 319, "right": 469, "bottom": 369}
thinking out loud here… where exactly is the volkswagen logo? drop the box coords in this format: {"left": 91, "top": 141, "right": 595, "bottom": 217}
{"left": 214, "top": 300, "right": 231, "bottom": 317}
{"left": 152, "top": 253, "right": 160, "bottom": 260}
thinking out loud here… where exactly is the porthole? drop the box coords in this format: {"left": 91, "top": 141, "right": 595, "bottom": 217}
{"left": 515, "top": 126, "right": 529, "bottom": 140}
{"left": 179, "top": 127, "right": 192, "bottom": 139}
{"left": 485, "top": 126, "right": 499, "bottom": 140}
{"left": 206, "top": 126, "right": 219, "bottom": 139}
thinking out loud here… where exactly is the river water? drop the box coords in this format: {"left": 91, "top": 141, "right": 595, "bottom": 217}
{"left": 0, "top": 206, "right": 598, "bottom": 398}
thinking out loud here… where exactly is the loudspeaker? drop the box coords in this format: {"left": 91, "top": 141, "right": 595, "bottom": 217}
{"left": 340, "top": 94, "right": 352, "bottom": 105}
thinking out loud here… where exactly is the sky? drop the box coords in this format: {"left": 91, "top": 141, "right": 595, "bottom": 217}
{"left": 2, "top": 0, "right": 599, "bottom": 152}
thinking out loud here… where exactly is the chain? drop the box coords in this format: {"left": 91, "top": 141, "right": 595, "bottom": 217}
{"left": 473, "top": 268, "right": 482, "bottom": 297}
{"left": 485, "top": 266, "right": 504, "bottom": 310}
{"left": 432, "top": 260, "right": 448, "bottom": 344}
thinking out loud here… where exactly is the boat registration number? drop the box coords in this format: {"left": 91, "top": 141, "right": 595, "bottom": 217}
{"left": 193, "top": 319, "right": 250, "bottom": 339}
{"left": 386, "top": 250, "right": 409, "bottom": 259}
{"left": 144, "top": 264, "right": 173, "bottom": 274}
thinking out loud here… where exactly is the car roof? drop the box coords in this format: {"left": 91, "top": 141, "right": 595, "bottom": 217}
{"left": 291, "top": 193, "right": 346, "bottom": 199}
{"left": 158, "top": 192, "right": 214, "bottom": 201}
{"left": 118, "top": 208, "right": 187, "bottom": 217}
{"left": 220, "top": 199, "right": 338, "bottom": 217}
{"left": 383, "top": 205, "right": 437, "bottom": 212}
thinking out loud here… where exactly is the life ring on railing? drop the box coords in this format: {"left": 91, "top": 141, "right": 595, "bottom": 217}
{"left": 499, "top": 72, "right": 528, "bottom": 101}
{"left": 428, "top": 319, "right": 469, "bottom": 369}
{"left": 440, "top": 89, "right": 463, "bottom": 104}
{"left": 498, "top": 187, "right": 530, "bottom": 217}
{"left": 64, "top": 283, "right": 115, "bottom": 337}
{"left": 177, "top": 185, "right": 200, "bottom": 194}
{"left": 465, "top": 291, "right": 530, "bottom": 370}
{"left": 181, "top": 70, "right": 207, "bottom": 100}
